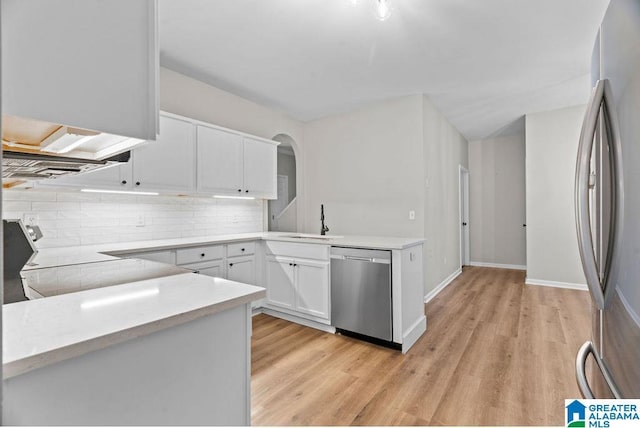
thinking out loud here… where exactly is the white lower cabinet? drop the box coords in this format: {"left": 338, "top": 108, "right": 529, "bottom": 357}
{"left": 182, "top": 259, "right": 225, "bottom": 277}
{"left": 264, "top": 254, "right": 330, "bottom": 322}
{"left": 227, "top": 255, "right": 256, "bottom": 285}
{"left": 265, "top": 257, "right": 296, "bottom": 310}
{"left": 294, "top": 260, "right": 330, "bottom": 319}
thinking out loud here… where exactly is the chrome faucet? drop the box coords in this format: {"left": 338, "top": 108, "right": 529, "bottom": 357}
{"left": 320, "top": 204, "right": 329, "bottom": 235}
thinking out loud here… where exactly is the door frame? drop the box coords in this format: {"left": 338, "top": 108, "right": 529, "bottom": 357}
{"left": 459, "top": 165, "right": 470, "bottom": 267}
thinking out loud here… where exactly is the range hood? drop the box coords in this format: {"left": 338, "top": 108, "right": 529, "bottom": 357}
{"left": 2, "top": 115, "right": 147, "bottom": 185}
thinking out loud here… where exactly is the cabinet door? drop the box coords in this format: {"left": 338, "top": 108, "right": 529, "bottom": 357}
{"left": 243, "top": 137, "right": 277, "bottom": 199}
{"left": 2, "top": 0, "right": 158, "bottom": 140}
{"left": 265, "top": 256, "right": 295, "bottom": 310}
{"left": 197, "top": 264, "right": 225, "bottom": 278}
{"left": 182, "top": 260, "right": 226, "bottom": 278}
{"left": 196, "top": 125, "right": 244, "bottom": 194}
{"left": 227, "top": 256, "right": 256, "bottom": 285}
{"left": 295, "top": 260, "right": 330, "bottom": 319}
{"left": 47, "top": 161, "right": 133, "bottom": 189}
{"left": 132, "top": 115, "right": 195, "bottom": 192}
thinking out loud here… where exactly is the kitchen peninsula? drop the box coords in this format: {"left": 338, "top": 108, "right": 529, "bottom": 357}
{"left": 3, "top": 232, "right": 424, "bottom": 425}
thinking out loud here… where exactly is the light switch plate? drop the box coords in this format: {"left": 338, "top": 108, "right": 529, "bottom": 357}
{"left": 409, "top": 210, "right": 416, "bottom": 220}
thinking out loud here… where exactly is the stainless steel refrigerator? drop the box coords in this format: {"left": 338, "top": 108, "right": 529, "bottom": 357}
{"left": 575, "top": 0, "right": 640, "bottom": 399}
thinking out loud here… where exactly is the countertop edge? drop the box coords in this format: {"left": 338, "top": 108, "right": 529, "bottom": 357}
{"left": 4, "top": 288, "right": 266, "bottom": 378}
{"left": 102, "top": 234, "right": 426, "bottom": 255}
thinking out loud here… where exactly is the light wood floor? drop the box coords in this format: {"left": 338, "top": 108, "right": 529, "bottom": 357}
{"left": 251, "top": 266, "right": 591, "bottom": 426}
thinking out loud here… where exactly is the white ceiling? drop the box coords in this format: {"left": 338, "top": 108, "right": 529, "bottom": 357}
{"left": 159, "top": 0, "right": 610, "bottom": 141}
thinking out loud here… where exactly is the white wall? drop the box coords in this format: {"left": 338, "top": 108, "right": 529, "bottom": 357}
{"left": 302, "top": 94, "right": 469, "bottom": 296}
{"left": 2, "top": 190, "right": 263, "bottom": 248}
{"left": 160, "top": 68, "right": 303, "bottom": 143}
{"left": 422, "top": 96, "right": 469, "bottom": 294}
{"left": 525, "top": 104, "right": 587, "bottom": 286}
{"left": 468, "top": 133, "right": 526, "bottom": 268}
{"left": 302, "top": 95, "right": 425, "bottom": 237}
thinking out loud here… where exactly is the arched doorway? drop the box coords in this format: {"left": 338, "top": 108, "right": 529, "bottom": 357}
{"left": 269, "top": 134, "right": 299, "bottom": 232}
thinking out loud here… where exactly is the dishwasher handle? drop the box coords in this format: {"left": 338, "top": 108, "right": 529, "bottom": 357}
{"left": 330, "top": 254, "right": 390, "bottom": 264}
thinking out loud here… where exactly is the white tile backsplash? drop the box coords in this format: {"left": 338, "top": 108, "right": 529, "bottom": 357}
{"left": 3, "top": 189, "right": 264, "bottom": 248}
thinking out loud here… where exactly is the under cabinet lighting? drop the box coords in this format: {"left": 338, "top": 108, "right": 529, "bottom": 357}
{"left": 213, "top": 195, "right": 256, "bottom": 200}
{"left": 81, "top": 189, "right": 159, "bottom": 196}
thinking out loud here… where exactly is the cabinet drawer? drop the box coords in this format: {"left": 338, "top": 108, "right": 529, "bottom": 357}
{"left": 176, "top": 245, "right": 224, "bottom": 264}
{"left": 227, "top": 241, "right": 255, "bottom": 257}
{"left": 264, "top": 241, "right": 329, "bottom": 261}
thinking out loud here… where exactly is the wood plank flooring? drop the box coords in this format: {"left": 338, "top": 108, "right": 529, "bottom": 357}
{"left": 251, "top": 266, "right": 591, "bottom": 426}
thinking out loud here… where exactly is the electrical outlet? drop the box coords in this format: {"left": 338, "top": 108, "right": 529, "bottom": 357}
{"left": 23, "top": 212, "right": 39, "bottom": 226}
{"left": 409, "top": 210, "right": 415, "bottom": 220}
{"left": 136, "top": 213, "right": 145, "bottom": 227}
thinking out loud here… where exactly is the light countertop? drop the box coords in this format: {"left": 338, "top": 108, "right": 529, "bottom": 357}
{"left": 4, "top": 273, "right": 264, "bottom": 378}
{"left": 26, "top": 232, "right": 425, "bottom": 270}
{"left": 6, "top": 231, "right": 422, "bottom": 378}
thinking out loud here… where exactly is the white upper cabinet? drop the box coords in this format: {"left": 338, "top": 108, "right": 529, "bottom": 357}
{"left": 38, "top": 112, "right": 277, "bottom": 198}
{"left": 197, "top": 126, "right": 278, "bottom": 199}
{"left": 48, "top": 114, "right": 193, "bottom": 192}
{"left": 243, "top": 137, "right": 277, "bottom": 198}
{"left": 132, "top": 115, "right": 195, "bottom": 192}
{"left": 1, "top": 0, "right": 158, "bottom": 140}
{"left": 196, "top": 126, "right": 244, "bottom": 194}
{"left": 50, "top": 162, "right": 131, "bottom": 189}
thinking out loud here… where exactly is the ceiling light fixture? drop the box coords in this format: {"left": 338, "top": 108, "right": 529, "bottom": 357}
{"left": 376, "top": 0, "right": 391, "bottom": 21}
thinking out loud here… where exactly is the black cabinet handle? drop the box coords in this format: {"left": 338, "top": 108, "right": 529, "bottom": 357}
{"left": 200, "top": 253, "right": 205, "bottom": 257}
{"left": 135, "top": 181, "right": 141, "bottom": 186}
{"left": 241, "top": 248, "right": 245, "bottom": 252}
{"left": 238, "top": 189, "right": 242, "bottom": 192}
{"left": 523, "top": 224, "right": 527, "bottom": 227}
{"left": 289, "top": 263, "right": 293, "bottom": 266}
{"left": 293, "top": 264, "right": 297, "bottom": 267}
{"left": 462, "top": 222, "right": 467, "bottom": 226}
{"left": 245, "top": 190, "right": 249, "bottom": 193}
{"left": 229, "top": 263, "right": 233, "bottom": 267}
{"left": 121, "top": 180, "right": 127, "bottom": 185}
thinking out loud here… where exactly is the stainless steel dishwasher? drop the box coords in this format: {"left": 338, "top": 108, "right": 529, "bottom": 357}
{"left": 330, "top": 246, "right": 394, "bottom": 346}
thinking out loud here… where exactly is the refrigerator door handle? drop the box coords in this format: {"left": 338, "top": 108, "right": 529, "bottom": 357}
{"left": 576, "top": 80, "right": 606, "bottom": 309}
{"left": 576, "top": 340, "right": 622, "bottom": 399}
{"left": 601, "top": 79, "right": 625, "bottom": 297}
{"left": 576, "top": 341, "right": 596, "bottom": 398}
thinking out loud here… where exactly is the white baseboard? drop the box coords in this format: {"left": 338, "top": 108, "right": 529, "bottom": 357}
{"left": 402, "top": 315, "right": 426, "bottom": 354}
{"left": 525, "top": 277, "right": 588, "bottom": 291}
{"left": 469, "top": 261, "right": 526, "bottom": 270}
{"left": 424, "top": 268, "right": 462, "bottom": 303}
{"left": 260, "top": 307, "right": 336, "bottom": 334}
